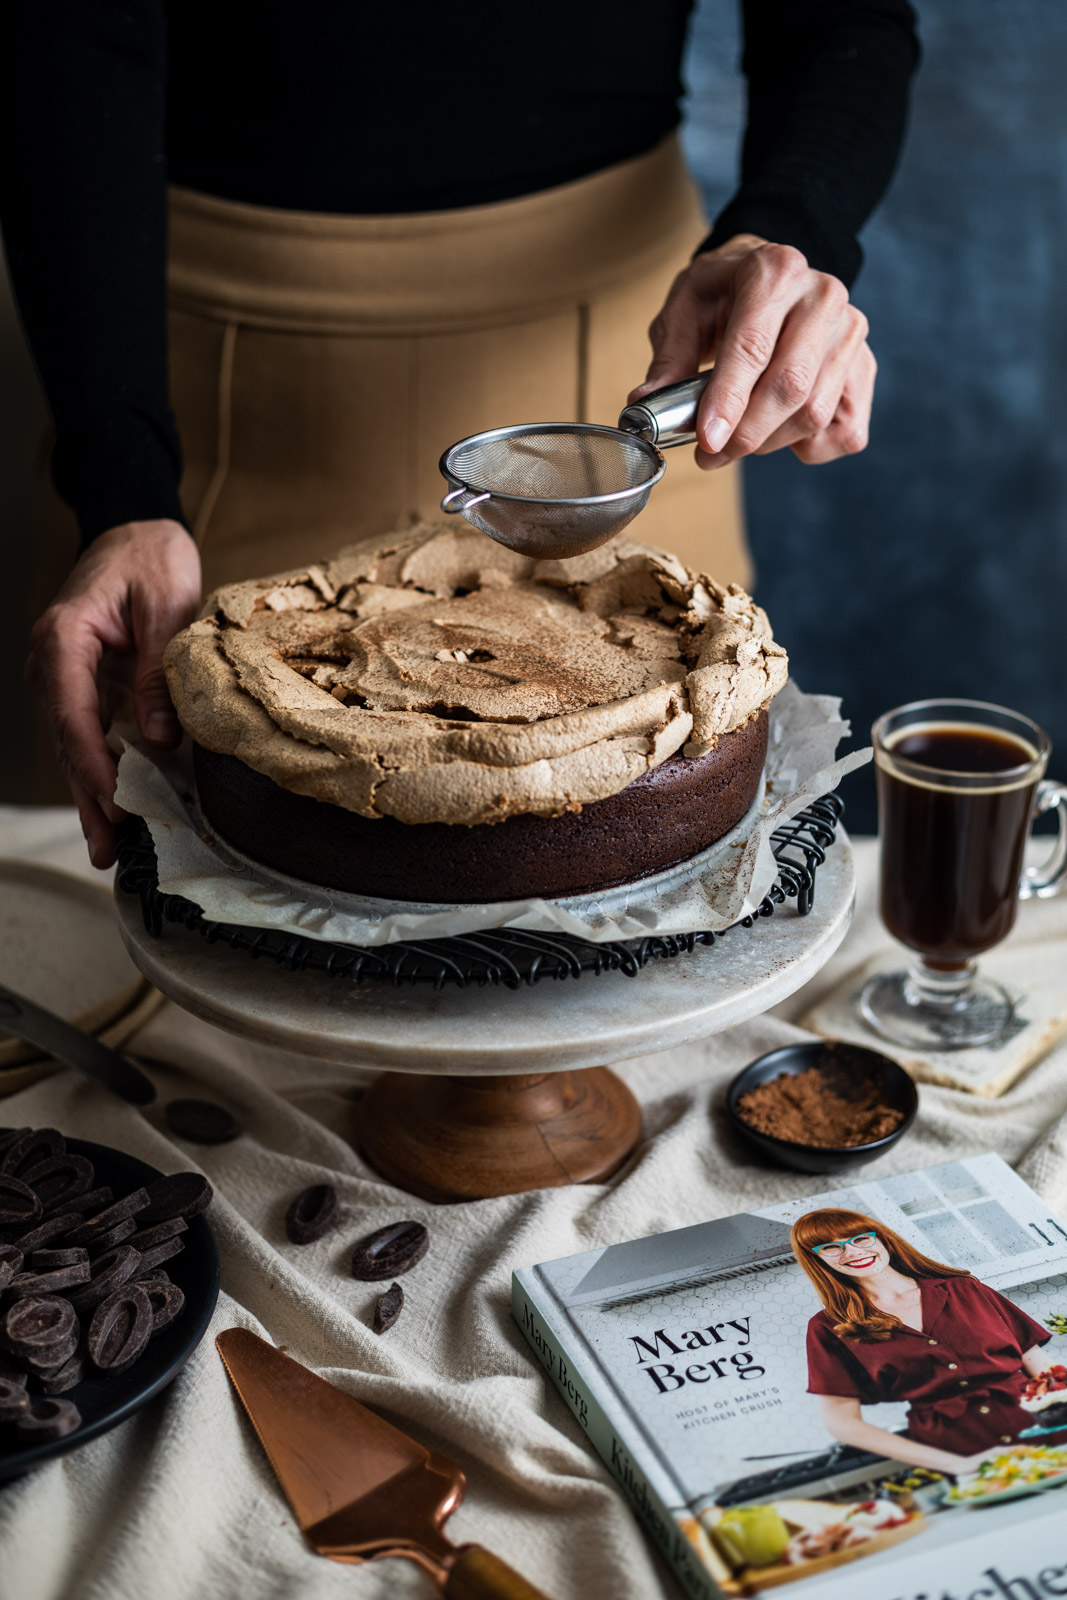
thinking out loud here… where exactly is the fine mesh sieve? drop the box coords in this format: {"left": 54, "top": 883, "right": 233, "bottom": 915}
{"left": 440, "top": 423, "right": 664, "bottom": 560}
{"left": 439, "top": 371, "right": 712, "bottom": 559}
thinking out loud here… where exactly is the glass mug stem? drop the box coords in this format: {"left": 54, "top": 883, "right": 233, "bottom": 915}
{"left": 903, "top": 957, "right": 979, "bottom": 1011}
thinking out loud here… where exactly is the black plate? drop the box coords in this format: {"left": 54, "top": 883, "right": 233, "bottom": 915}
{"left": 0, "top": 1138, "right": 220, "bottom": 1483}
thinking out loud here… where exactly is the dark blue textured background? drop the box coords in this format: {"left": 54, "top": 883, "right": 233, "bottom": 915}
{"left": 682, "top": 0, "right": 1067, "bottom": 830}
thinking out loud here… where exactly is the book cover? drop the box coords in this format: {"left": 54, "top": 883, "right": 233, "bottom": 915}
{"left": 513, "top": 1155, "right": 1067, "bottom": 1598}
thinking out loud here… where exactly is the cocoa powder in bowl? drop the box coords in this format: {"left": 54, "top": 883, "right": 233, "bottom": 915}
{"left": 735, "top": 1065, "right": 905, "bottom": 1148}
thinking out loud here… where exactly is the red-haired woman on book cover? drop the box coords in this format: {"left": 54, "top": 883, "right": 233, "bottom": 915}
{"left": 792, "top": 1208, "right": 1064, "bottom": 1475}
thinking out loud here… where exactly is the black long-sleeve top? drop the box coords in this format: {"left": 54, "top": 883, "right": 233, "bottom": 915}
{"left": 0, "top": 1, "right": 919, "bottom": 549}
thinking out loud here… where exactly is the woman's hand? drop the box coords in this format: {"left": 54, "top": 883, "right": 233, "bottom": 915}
{"left": 25, "top": 519, "right": 201, "bottom": 869}
{"left": 630, "top": 234, "right": 875, "bottom": 469}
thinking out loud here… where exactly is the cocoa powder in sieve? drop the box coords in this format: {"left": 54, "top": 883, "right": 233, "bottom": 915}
{"left": 735, "top": 1065, "right": 905, "bottom": 1148}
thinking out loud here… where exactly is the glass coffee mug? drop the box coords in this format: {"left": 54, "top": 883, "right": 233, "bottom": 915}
{"left": 860, "top": 698, "right": 1067, "bottom": 1051}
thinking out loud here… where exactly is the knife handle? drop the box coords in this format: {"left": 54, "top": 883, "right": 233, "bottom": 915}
{"left": 445, "top": 1545, "right": 554, "bottom": 1600}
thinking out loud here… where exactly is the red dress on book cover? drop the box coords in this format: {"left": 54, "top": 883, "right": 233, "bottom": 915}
{"left": 805, "top": 1275, "right": 1060, "bottom": 1455}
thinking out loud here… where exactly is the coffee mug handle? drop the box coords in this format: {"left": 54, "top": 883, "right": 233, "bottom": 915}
{"left": 1020, "top": 779, "right": 1067, "bottom": 899}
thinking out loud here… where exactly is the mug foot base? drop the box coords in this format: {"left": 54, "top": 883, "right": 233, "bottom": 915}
{"left": 859, "top": 970, "right": 1014, "bottom": 1053}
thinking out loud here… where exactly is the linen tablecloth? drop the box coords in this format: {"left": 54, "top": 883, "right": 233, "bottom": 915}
{"left": 2, "top": 804, "right": 1067, "bottom": 1600}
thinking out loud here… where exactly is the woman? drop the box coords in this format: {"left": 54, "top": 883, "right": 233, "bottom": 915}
{"left": 792, "top": 1208, "right": 1061, "bottom": 1476}
{"left": 4, "top": 2, "right": 919, "bottom": 866}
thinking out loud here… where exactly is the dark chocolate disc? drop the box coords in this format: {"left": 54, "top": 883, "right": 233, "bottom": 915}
{"left": 21, "top": 1327, "right": 79, "bottom": 1374}
{"left": 31, "top": 1247, "right": 88, "bottom": 1271}
{"left": 164, "top": 1100, "right": 241, "bottom": 1145}
{"left": 65, "top": 1244, "right": 141, "bottom": 1313}
{"left": 15, "top": 1210, "right": 86, "bottom": 1252}
{"left": 372, "top": 1282, "right": 404, "bottom": 1334}
{"left": 0, "top": 1174, "right": 43, "bottom": 1229}
{"left": 126, "top": 1216, "right": 187, "bottom": 1254}
{"left": 351, "top": 1220, "right": 428, "bottom": 1282}
{"left": 1, "top": 1127, "right": 65, "bottom": 1178}
{"left": 41, "top": 1349, "right": 87, "bottom": 1395}
{"left": 133, "top": 1236, "right": 184, "bottom": 1276}
{"left": 8, "top": 1260, "right": 91, "bottom": 1296}
{"left": 137, "top": 1172, "right": 213, "bottom": 1224}
{"left": 83, "top": 1217, "right": 137, "bottom": 1255}
{"left": 16, "top": 1398, "right": 82, "bottom": 1439}
{"left": 139, "top": 1280, "right": 186, "bottom": 1334}
{"left": 45, "top": 1185, "right": 111, "bottom": 1219}
{"left": 88, "top": 1285, "right": 153, "bottom": 1372}
{"left": 285, "top": 1184, "right": 339, "bottom": 1245}
{"left": 64, "top": 1189, "right": 149, "bottom": 1246}
{"left": 2, "top": 1294, "right": 77, "bottom": 1355}
{"left": 21, "top": 1153, "right": 94, "bottom": 1211}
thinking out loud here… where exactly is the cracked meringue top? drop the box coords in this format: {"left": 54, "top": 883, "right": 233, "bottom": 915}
{"left": 163, "top": 524, "right": 788, "bottom": 826}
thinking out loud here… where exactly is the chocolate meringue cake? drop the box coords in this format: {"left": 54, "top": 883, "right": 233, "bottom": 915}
{"left": 163, "top": 525, "right": 788, "bottom": 902}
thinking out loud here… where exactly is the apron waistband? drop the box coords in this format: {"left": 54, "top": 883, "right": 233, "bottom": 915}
{"left": 167, "top": 135, "right": 705, "bottom": 336}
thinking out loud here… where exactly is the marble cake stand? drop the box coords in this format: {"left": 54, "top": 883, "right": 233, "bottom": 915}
{"left": 115, "top": 833, "right": 854, "bottom": 1201}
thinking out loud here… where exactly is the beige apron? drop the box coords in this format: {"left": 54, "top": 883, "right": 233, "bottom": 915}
{"left": 167, "top": 134, "right": 748, "bottom": 591}
{"left": 29, "top": 135, "right": 747, "bottom": 799}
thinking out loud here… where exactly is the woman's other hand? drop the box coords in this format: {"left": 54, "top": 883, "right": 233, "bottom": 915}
{"left": 25, "top": 519, "right": 201, "bottom": 869}
{"left": 630, "top": 234, "right": 875, "bottom": 469}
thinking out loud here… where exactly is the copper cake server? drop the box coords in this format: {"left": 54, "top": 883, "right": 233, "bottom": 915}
{"left": 216, "top": 1329, "right": 552, "bottom": 1599}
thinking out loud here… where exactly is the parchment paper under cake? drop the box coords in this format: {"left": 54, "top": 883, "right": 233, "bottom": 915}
{"left": 114, "top": 680, "right": 868, "bottom": 948}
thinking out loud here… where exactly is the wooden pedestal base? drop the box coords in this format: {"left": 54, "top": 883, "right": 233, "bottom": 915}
{"left": 357, "top": 1067, "right": 643, "bottom": 1203}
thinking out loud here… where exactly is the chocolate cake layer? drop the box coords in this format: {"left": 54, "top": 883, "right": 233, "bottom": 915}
{"left": 192, "top": 709, "right": 768, "bottom": 903}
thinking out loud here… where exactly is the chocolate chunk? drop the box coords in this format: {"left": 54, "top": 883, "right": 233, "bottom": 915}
{"left": 164, "top": 1099, "right": 240, "bottom": 1145}
{"left": 0, "top": 1378, "right": 29, "bottom": 1420}
{"left": 88, "top": 1286, "right": 152, "bottom": 1372}
{"left": 0, "top": 1128, "right": 26, "bottom": 1156}
{"left": 1, "top": 1127, "right": 65, "bottom": 1177}
{"left": 41, "top": 1350, "right": 87, "bottom": 1395}
{"left": 372, "top": 1282, "right": 404, "bottom": 1334}
{"left": 64, "top": 1189, "right": 149, "bottom": 1246}
{"left": 136, "top": 1268, "right": 171, "bottom": 1284}
{"left": 8, "top": 1260, "right": 91, "bottom": 1296}
{"left": 2, "top": 1295, "right": 77, "bottom": 1356}
{"left": 15, "top": 1210, "right": 85, "bottom": 1252}
{"left": 32, "top": 1247, "right": 88, "bottom": 1270}
{"left": 83, "top": 1217, "right": 137, "bottom": 1255}
{"left": 0, "top": 1175, "right": 43, "bottom": 1229}
{"left": 351, "top": 1221, "right": 428, "bottom": 1282}
{"left": 138, "top": 1172, "right": 213, "bottom": 1224}
{"left": 140, "top": 1280, "right": 185, "bottom": 1333}
{"left": 21, "top": 1154, "right": 94, "bottom": 1211}
{"left": 285, "top": 1184, "right": 339, "bottom": 1245}
{"left": 16, "top": 1398, "right": 81, "bottom": 1439}
{"left": 126, "top": 1216, "right": 187, "bottom": 1254}
{"left": 45, "top": 1185, "right": 112, "bottom": 1219}
{"left": 65, "top": 1245, "right": 140, "bottom": 1313}
{"left": 133, "top": 1236, "right": 184, "bottom": 1276}
{"left": 0, "top": 1243, "right": 23, "bottom": 1291}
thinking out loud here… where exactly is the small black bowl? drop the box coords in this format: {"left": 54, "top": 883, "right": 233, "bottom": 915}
{"left": 725, "top": 1041, "right": 919, "bottom": 1174}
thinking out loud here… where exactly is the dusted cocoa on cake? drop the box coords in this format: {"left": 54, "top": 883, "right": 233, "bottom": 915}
{"left": 192, "top": 709, "right": 767, "bottom": 901}
{"left": 164, "top": 523, "right": 788, "bottom": 902}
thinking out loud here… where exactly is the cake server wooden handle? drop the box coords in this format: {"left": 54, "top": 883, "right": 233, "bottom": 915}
{"left": 445, "top": 1545, "right": 554, "bottom": 1600}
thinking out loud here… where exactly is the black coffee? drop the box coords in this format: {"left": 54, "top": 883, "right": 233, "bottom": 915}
{"left": 878, "top": 724, "right": 1038, "bottom": 963}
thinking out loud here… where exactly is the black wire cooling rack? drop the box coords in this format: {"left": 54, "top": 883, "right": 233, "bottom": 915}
{"left": 114, "top": 796, "right": 843, "bottom": 992}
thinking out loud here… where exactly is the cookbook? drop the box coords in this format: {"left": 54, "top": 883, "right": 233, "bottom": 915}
{"left": 513, "top": 1155, "right": 1067, "bottom": 1598}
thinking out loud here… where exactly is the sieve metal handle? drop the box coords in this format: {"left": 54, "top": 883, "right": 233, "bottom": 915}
{"left": 617, "top": 370, "right": 713, "bottom": 449}
{"left": 441, "top": 486, "right": 492, "bottom": 516}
